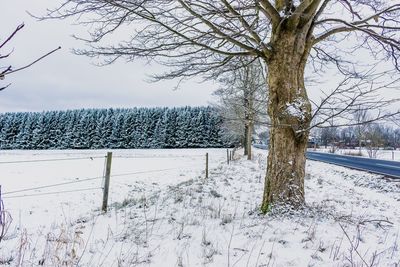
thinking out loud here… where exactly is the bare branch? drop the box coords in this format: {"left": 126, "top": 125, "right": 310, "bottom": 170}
{"left": 258, "top": 0, "right": 281, "bottom": 26}
{"left": 1, "top": 24, "right": 61, "bottom": 91}
{"left": 4, "top": 46, "right": 61, "bottom": 76}
{"left": 0, "top": 24, "right": 24, "bottom": 49}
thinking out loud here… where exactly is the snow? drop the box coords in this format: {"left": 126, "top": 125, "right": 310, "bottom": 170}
{"left": 0, "top": 107, "right": 228, "bottom": 150}
{"left": 286, "top": 99, "right": 306, "bottom": 121}
{"left": 0, "top": 149, "right": 225, "bottom": 231}
{"left": 1, "top": 148, "right": 399, "bottom": 266}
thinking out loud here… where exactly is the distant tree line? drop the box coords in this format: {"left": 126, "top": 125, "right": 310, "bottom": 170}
{"left": 318, "top": 124, "right": 400, "bottom": 148}
{"left": 315, "top": 123, "right": 400, "bottom": 158}
{"left": 0, "top": 107, "right": 230, "bottom": 149}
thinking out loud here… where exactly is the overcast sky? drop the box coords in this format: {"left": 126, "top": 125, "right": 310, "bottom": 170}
{"left": 0, "top": 0, "right": 218, "bottom": 113}
{"left": 1, "top": 1, "right": 399, "bottom": 117}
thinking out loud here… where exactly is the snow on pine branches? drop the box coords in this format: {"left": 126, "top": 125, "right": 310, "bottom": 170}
{"left": 0, "top": 107, "right": 232, "bottom": 150}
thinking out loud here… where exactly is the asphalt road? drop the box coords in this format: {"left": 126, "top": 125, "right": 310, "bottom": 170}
{"left": 253, "top": 144, "right": 400, "bottom": 178}
{"left": 306, "top": 151, "right": 400, "bottom": 178}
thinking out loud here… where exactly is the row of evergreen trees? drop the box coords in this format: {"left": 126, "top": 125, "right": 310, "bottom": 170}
{"left": 0, "top": 107, "right": 230, "bottom": 149}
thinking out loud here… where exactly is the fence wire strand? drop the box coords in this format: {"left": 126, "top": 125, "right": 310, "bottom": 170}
{"left": 2, "top": 175, "right": 105, "bottom": 195}
{"left": 110, "top": 167, "right": 195, "bottom": 178}
{"left": 3, "top": 187, "right": 103, "bottom": 199}
{"left": 113, "top": 155, "right": 205, "bottom": 159}
{"left": 0, "top": 156, "right": 106, "bottom": 165}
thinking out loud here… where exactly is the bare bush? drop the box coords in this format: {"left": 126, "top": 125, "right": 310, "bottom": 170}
{"left": 343, "top": 151, "right": 363, "bottom": 157}
{"left": 0, "top": 186, "right": 12, "bottom": 243}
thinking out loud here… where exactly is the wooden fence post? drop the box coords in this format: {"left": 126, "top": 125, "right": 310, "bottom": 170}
{"left": 205, "top": 153, "right": 209, "bottom": 178}
{"left": 102, "top": 152, "right": 113, "bottom": 212}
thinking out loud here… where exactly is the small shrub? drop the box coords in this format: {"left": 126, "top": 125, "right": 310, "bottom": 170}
{"left": 343, "top": 151, "right": 363, "bottom": 157}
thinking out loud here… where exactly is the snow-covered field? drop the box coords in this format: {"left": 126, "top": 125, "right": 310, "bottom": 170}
{"left": 0, "top": 149, "right": 225, "bottom": 231}
{"left": 0, "top": 148, "right": 399, "bottom": 266}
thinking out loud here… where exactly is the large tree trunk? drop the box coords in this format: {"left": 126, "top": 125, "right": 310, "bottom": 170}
{"left": 261, "top": 29, "right": 312, "bottom": 212}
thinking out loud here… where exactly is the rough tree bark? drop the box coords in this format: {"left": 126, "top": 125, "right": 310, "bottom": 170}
{"left": 244, "top": 86, "right": 254, "bottom": 161}
{"left": 246, "top": 121, "right": 252, "bottom": 160}
{"left": 244, "top": 97, "right": 250, "bottom": 157}
{"left": 261, "top": 26, "right": 312, "bottom": 211}
{"left": 244, "top": 124, "right": 249, "bottom": 156}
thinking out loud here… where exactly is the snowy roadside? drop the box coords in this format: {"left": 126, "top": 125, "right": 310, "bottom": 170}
{"left": 1, "top": 148, "right": 399, "bottom": 266}
{"left": 312, "top": 147, "right": 400, "bottom": 161}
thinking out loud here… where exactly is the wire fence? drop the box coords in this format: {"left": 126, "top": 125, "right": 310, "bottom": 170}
{"left": 113, "top": 155, "right": 205, "bottom": 159}
{"left": 0, "top": 154, "right": 205, "bottom": 164}
{"left": 0, "top": 156, "right": 106, "bottom": 165}
{"left": 0, "top": 152, "right": 212, "bottom": 206}
{"left": 2, "top": 175, "right": 105, "bottom": 196}
{"left": 2, "top": 166, "right": 196, "bottom": 198}
{"left": 3, "top": 187, "right": 103, "bottom": 199}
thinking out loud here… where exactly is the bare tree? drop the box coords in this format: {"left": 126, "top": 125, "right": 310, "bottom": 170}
{"left": 1, "top": 23, "right": 61, "bottom": 91}
{"left": 214, "top": 59, "right": 268, "bottom": 160}
{"left": 311, "top": 73, "right": 400, "bottom": 129}
{"left": 318, "top": 126, "right": 338, "bottom": 152}
{"left": 365, "top": 123, "right": 384, "bottom": 158}
{"left": 393, "top": 128, "right": 400, "bottom": 149}
{"left": 44, "top": 1, "right": 400, "bottom": 210}
{"left": 353, "top": 106, "right": 370, "bottom": 153}
{"left": 310, "top": 73, "right": 400, "bottom": 156}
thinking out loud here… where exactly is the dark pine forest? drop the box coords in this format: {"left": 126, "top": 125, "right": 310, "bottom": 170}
{"left": 0, "top": 107, "right": 229, "bottom": 149}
